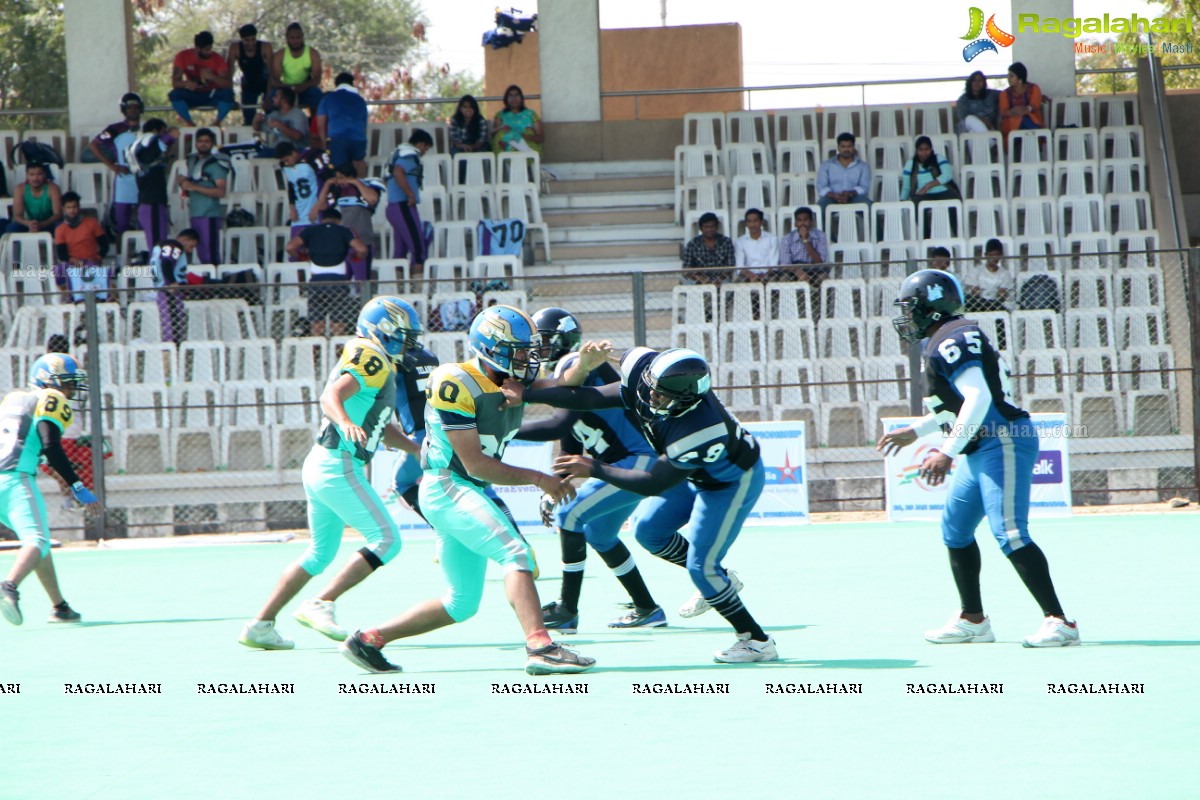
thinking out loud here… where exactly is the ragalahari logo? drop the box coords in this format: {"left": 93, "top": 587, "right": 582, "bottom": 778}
{"left": 961, "top": 7, "right": 1016, "bottom": 62}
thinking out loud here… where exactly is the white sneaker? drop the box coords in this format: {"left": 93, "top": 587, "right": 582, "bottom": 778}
{"left": 679, "top": 570, "right": 744, "bottom": 619}
{"left": 238, "top": 620, "right": 295, "bottom": 650}
{"left": 1022, "top": 617, "right": 1081, "bottom": 648}
{"left": 714, "top": 633, "right": 779, "bottom": 663}
{"left": 925, "top": 614, "right": 996, "bottom": 644}
{"left": 293, "top": 598, "right": 348, "bottom": 641}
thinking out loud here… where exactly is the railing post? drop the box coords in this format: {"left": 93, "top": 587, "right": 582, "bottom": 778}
{"left": 1190, "top": 247, "right": 1200, "bottom": 500}
{"left": 632, "top": 271, "right": 647, "bottom": 347}
{"left": 83, "top": 288, "right": 107, "bottom": 540}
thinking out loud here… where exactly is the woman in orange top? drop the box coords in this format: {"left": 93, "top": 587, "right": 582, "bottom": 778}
{"left": 999, "top": 62, "right": 1044, "bottom": 147}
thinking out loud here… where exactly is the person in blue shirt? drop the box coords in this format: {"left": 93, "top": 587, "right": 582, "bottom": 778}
{"left": 817, "top": 132, "right": 872, "bottom": 218}
{"left": 277, "top": 142, "right": 333, "bottom": 260}
{"left": 877, "top": 269, "right": 1079, "bottom": 648}
{"left": 386, "top": 129, "right": 433, "bottom": 276}
{"left": 504, "top": 347, "right": 778, "bottom": 664}
{"left": 316, "top": 72, "right": 369, "bottom": 178}
{"left": 149, "top": 229, "right": 199, "bottom": 344}
{"left": 87, "top": 92, "right": 143, "bottom": 236}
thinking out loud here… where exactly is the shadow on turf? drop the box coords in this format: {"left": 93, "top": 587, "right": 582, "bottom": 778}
{"left": 1088, "top": 640, "right": 1200, "bottom": 647}
{"left": 75, "top": 617, "right": 246, "bottom": 628}
{"left": 590, "top": 658, "right": 924, "bottom": 673}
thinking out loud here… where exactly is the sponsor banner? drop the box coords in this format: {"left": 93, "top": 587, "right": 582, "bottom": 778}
{"left": 883, "top": 413, "right": 1072, "bottom": 522}
{"left": 745, "top": 421, "right": 810, "bottom": 525}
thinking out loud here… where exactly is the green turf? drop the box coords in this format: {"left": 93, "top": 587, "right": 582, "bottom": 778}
{"left": 3, "top": 514, "right": 1198, "bottom": 800}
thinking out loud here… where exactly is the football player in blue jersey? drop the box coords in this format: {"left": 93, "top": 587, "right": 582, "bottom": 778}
{"left": 517, "top": 308, "right": 686, "bottom": 632}
{"left": 390, "top": 340, "right": 440, "bottom": 523}
{"left": 504, "top": 347, "right": 778, "bottom": 663}
{"left": 877, "top": 269, "right": 1079, "bottom": 647}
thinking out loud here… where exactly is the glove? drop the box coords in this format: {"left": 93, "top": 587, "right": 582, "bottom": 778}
{"left": 70, "top": 481, "right": 98, "bottom": 505}
{"left": 539, "top": 493, "right": 556, "bottom": 528}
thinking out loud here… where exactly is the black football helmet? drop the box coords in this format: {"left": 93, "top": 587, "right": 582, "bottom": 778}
{"left": 531, "top": 307, "right": 582, "bottom": 372}
{"left": 635, "top": 349, "right": 710, "bottom": 421}
{"left": 892, "top": 269, "right": 965, "bottom": 344}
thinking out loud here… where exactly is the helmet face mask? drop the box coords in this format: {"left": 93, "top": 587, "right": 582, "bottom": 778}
{"left": 470, "top": 306, "right": 541, "bottom": 385}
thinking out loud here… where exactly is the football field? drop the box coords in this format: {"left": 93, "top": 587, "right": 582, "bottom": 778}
{"left": 3, "top": 512, "right": 1198, "bottom": 800}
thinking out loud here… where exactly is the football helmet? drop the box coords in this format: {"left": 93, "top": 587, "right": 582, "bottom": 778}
{"left": 892, "top": 269, "right": 965, "bottom": 344}
{"left": 120, "top": 92, "right": 144, "bottom": 114}
{"left": 635, "top": 349, "right": 710, "bottom": 421}
{"left": 356, "top": 296, "right": 423, "bottom": 368}
{"left": 469, "top": 305, "right": 540, "bottom": 384}
{"left": 531, "top": 307, "right": 582, "bottom": 372}
{"left": 29, "top": 353, "right": 88, "bottom": 397}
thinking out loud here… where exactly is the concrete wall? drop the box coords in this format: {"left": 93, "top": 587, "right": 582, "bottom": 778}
{"left": 538, "top": 0, "right": 601, "bottom": 123}
{"left": 1166, "top": 90, "right": 1200, "bottom": 245}
{"left": 63, "top": 0, "right": 135, "bottom": 139}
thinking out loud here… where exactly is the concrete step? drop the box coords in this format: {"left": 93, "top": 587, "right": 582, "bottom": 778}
{"left": 548, "top": 241, "right": 681, "bottom": 260}
{"left": 548, "top": 175, "right": 674, "bottom": 194}
{"left": 541, "top": 189, "right": 675, "bottom": 211}
{"left": 548, "top": 223, "right": 680, "bottom": 245}
{"left": 527, "top": 257, "right": 682, "bottom": 278}
{"left": 543, "top": 207, "right": 675, "bottom": 228}
{"left": 545, "top": 160, "right": 674, "bottom": 180}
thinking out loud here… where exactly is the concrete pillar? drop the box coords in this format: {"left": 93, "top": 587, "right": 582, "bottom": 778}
{"left": 1011, "top": 0, "right": 1077, "bottom": 98}
{"left": 537, "top": 0, "right": 602, "bottom": 123}
{"left": 63, "top": 0, "right": 136, "bottom": 138}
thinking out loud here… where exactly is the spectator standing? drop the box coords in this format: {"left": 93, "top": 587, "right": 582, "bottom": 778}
{"left": 129, "top": 119, "right": 178, "bottom": 249}
{"left": 817, "top": 133, "right": 872, "bottom": 218}
{"left": 87, "top": 92, "right": 143, "bottom": 236}
{"left": 6, "top": 163, "right": 62, "bottom": 236}
{"left": 315, "top": 163, "right": 382, "bottom": 288}
{"left": 965, "top": 238, "right": 1014, "bottom": 312}
{"left": 169, "top": 31, "right": 236, "bottom": 126}
{"left": 227, "top": 24, "right": 273, "bottom": 126}
{"left": 733, "top": 208, "right": 779, "bottom": 282}
{"left": 252, "top": 88, "right": 309, "bottom": 156}
{"left": 682, "top": 211, "right": 734, "bottom": 285}
{"left": 491, "top": 85, "right": 542, "bottom": 154}
{"left": 316, "top": 73, "right": 369, "bottom": 177}
{"left": 53, "top": 192, "right": 110, "bottom": 302}
{"left": 779, "top": 206, "right": 830, "bottom": 284}
{"left": 999, "top": 62, "right": 1044, "bottom": 145}
{"left": 278, "top": 142, "right": 333, "bottom": 260}
{"left": 956, "top": 71, "right": 1000, "bottom": 133}
{"left": 286, "top": 207, "right": 368, "bottom": 336}
{"left": 150, "top": 229, "right": 199, "bottom": 344}
{"left": 175, "top": 128, "right": 230, "bottom": 265}
{"left": 386, "top": 129, "right": 432, "bottom": 276}
{"left": 271, "top": 23, "right": 324, "bottom": 115}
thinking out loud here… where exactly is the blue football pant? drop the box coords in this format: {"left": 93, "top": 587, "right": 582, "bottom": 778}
{"left": 941, "top": 426, "right": 1040, "bottom": 555}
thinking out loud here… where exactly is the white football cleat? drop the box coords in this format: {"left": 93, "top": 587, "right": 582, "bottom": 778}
{"left": 238, "top": 620, "right": 295, "bottom": 650}
{"left": 1022, "top": 617, "right": 1080, "bottom": 648}
{"left": 925, "top": 614, "right": 996, "bottom": 644}
{"left": 714, "top": 633, "right": 779, "bottom": 663}
{"left": 293, "top": 598, "right": 348, "bottom": 642}
{"left": 679, "top": 570, "right": 743, "bottom": 618}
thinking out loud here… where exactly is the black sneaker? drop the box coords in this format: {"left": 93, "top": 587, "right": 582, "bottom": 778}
{"left": 339, "top": 631, "right": 403, "bottom": 673}
{"left": 541, "top": 601, "right": 579, "bottom": 634}
{"left": 48, "top": 602, "right": 82, "bottom": 624}
{"left": 0, "top": 581, "right": 21, "bottom": 626}
{"left": 525, "top": 642, "right": 596, "bottom": 675}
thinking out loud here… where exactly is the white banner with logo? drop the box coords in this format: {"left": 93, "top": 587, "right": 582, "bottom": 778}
{"left": 745, "top": 421, "right": 810, "bottom": 525}
{"left": 882, "top": 413, "right": 1073, "bottom": 522}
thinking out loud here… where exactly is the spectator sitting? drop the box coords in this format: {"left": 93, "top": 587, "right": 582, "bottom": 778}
{"left": 271, "top": 22, "right": 324, "bottom": 115}
{"left": 286, "top": 207, "right": 368, "bottom": 336}
{"left": 965, "top": 238, "right": 1013, "bottom": 312}
{"left": 87, "top": 92, "right": 143, "bottom": 237}
{"left": 386, "top": 129, "right": 433, "bottom": 277}
{"left": 492, "top": 84, "right": 542, "bottom": 154}
{"left": 175, "top": 127, "right": 229, "bottom": 264}
{"left": 928, "top": 246, "right": 953, "bottom": 271}
{"left": 316, "top": 72, "right": 369, "bottom": 177}
{"left": 779, "top": 206, "right": 830, "bottom": 285}
{"left": 250, "top": 87, "right": 309, "bottom": 156}
{"left": 315, "top": 163, "right": 382, "bottom": 288}
{"left": 53, "top": 191, "right": 110, "bottom": 302}
{"left": 999, "top": 61, "right": 1044, "bottom": 147}
{"left": 6, "top": 162, "right": 62, "bottom": 236}
{"left": 817, "top": 132, "right": 872, "bottom": 217}
{"left": 129, "top": 119, "right": 179, "bottom": 247}
{"left": 682, "top": 211, "right": 734, "bottom": 285}
{"left": 733, "top": 208, "right": 779, "bottom": 282}
{"left": 227, "top": 24, "right": 273, "bottom": 126}
{"left": 902, "top": 135, "right": 959, "bottom": 237}
{"left": 150, "top": 229, "right": 200, "bottom": 344}
{"left": 956, "top": 70, "right": 1000, "bottom": 133}
{"left": 450, "top": 94, "right": 490, "bottom": 156}
{"left": 169, "top": 31, "right": 236, "bottom": 125}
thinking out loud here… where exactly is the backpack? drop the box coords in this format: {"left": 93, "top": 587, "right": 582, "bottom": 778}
{"left": 1018, "top": 274, "right": 1061, "bottom": 313}
{"left": 12, "top": 140, "right": 64, "bottom": 180}
{"left": 126, "top": 133, "right": 169, "bottom": 176}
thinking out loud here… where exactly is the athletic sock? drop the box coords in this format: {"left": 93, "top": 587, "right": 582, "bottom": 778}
{"left": 651, "top": 533, "right": 689, "bottom": 568}
{"left": 1006, "top": 542, "right": 1066, "bottom": 618}
{"left": 947, "top": 540, "right": 984, "bottom": 616}
{"left": 708, "top": 582, "right": 767, "bottom": 642}
{"left": 597, "top": 541, "right": 656, "bottom": 610}
{"left": 558, "top": 530, "right": 587, "bottom": 614}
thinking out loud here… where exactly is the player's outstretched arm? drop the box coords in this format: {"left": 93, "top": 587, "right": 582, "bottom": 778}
{"left": 447, "top": 428, "right": 576, "bottom": 504}
{"left": 555, "top": 453, "right": 686, "bottom": 498}
{"left": 558, "top": 341, "right": 614, "bottom": 387}
{"left": 516, "top": 408, "right": 578, "bottom": 442}
{"left": 503, "top": 379, "right": 622, "bottom": 411}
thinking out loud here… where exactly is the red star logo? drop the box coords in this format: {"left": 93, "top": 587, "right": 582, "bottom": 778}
{"left": 775, "top": 451, "right": 798, "bottom": 482}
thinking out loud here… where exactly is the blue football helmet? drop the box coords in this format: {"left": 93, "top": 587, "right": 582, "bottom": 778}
{"left": 29, "top": 353, "right": 88, "bottom": 397}
{"left": 469, "top": 305, "right": 540, "bottom": 384}
{"left": 635, "top": 348, "right": 710, "bottom": 421}
{"left": 356, "top": 295, "right": 423, "bottom": 368}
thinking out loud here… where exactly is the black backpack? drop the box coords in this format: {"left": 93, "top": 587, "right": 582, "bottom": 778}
{"left": 1018, "top": 274, "right": 1061, "bottom": 313}
{"left": 12, "top": 140, "right": 65, "bottom": 180}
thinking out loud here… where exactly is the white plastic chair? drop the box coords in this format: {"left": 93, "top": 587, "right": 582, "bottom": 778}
{"left": 1057, "top": 194, "right": 1106, "bottom": 237}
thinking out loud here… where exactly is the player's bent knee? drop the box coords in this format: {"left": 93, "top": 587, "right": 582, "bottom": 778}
{"left": 440, "top": 591, "right": 481, "bottom": 623}
{"left": 298, "top": 542, "right": 339, "bottom": 576}
{"left": 361, "top": 524, "right": 402, "bottom": 567}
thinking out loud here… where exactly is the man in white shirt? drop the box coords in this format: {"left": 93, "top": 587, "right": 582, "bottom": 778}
{"left": 965, "top": 238, "right": 1014, "bottom": 312}
{"left": 733, "top": 208, "right": 780, "bottom": 281}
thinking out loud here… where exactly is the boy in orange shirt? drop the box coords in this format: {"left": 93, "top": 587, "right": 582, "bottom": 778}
{"left": 53, "top": 191, "right": 111, "bottom": 302}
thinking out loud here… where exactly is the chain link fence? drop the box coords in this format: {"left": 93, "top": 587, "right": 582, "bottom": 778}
{"left": 0, "top": 246, "right": 1196, "bottom": 540}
